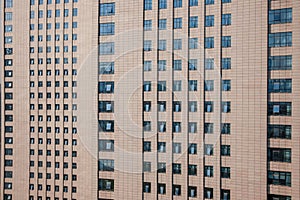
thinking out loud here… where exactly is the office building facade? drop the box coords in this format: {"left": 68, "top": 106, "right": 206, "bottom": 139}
{"left": 1, "top": 0, "right": 300, "bottom": 199}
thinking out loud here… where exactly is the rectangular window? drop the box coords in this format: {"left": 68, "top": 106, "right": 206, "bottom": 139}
{"left": 99, "top": 179, "right": 114, "bottom": 191}
{"left": 99, "top": 101, "right": 114, "bottom": 113}
{"left": 99, "top": 120, "right": 114, "bottom": 132}
{"left": 189, "top": 16, "right": 198, "bottom": 28}
{"left": 173, "top": 122, "right": 181, "bottom": 133}
{"left": 144, "top": 61, "right": 152, "bottom": 71}
{"left": 158, "top": 142, "right": 166, "bottom": 152}
{"left": 268, "top": 55, "right": 292, "bottom": 70}
{"left": 188, "top": 143, "right": 197, "bottom": 154}
{"left": 268, "top": 148, "right": 291, "bottom": 163}
{"left": 143, "top": 121, "right": 151, "bottom": 131}
{"left": 144, "top": 40, "right": 152, "bottom": 51}
{"left": 189, "top": 59, "right": 197, "bottom": 70}
{"left": 173, "top": 60, "right": 182, "bottom": 70}
{"left": 222, "top": 58, "right": 231, "bottom": 69}
{"left": 222, "top": 80, "right": 231, "bottom": 91}
{"left": 143, "top": 162, "right": 151, "bottom": 172}
{"left": 158, "top": 60, "right": 166, "bottom": 71}
{"left": 222, "top": 36, "right": 231, "bottom": 48}
{"left": 204, "top": 144, "right": 214, "bottom": 155}
{"left": 158, "top": 81, "right": 167, "bottom": 91}
{"left": 99, "top": 82, "right": 114, "bottom": 93}
{"left": 158, "top": 40, "right": 167, "bottom": 51}
{"left": 99, "top": 159, "right": 114, "bottom": 171}
{"left": 222, "top": 14, "right": 231, "bottom": 25}
{"left": 222, "top": 101, "right": 231, "bottom": 113}
{"left": 99, "top": 42, "right": 114, "bottom": 55}
{"left": 205, "top": 0, "right": 214, "bottom": 5}
{"left": 99, "top": 23, "right": 115, "bottom": 36}
{"left": 143, "top": 81, "right": 151, "bottom": 92}
{"left": 99, "top": 62, "right": 114, "bottom": 74}
{"left": 173, "top": 185, "right": 181, "bottom": 196}
{"left": 173, "top": 39, "right": 182, "bottom": 50}
{"left": 174, "top": 0, "right": 182, "bottom": 8}
{"left": 189, "top": 0, "right": 198, "bottom": 6}
{"left": 174, "top": 18, "right": 182, "bottom": 29}
{"left": 99, "top": 140, "right": 114, "bottom": 152}
{"left": 205, "top": 58, "right": 214, "bottom": 70}
{"left": 205, "top": 101, "right": 214, "bottom": 112}
{"left": 205, "top": 15, "right": 214, "bottom": 27}
{"left": 5, "top": 12, "right": 13, "bottom": 21}
{"left": 269, "top": 8, "right": 292, "bottom": 24}
{"left": 269, "top": 32, "right": 292, "bottom": 47}
{"left": 173, "top": 80, "right": 182, "bottom": 91}
{"left": 144, "top": 20, "right": 152, "bottom": 31}
{"left": 158, "top": 163, "right": 166, "bottom": 173}
{"left": 268, "top": 124, "right": 291, "bottom": 139}
{"left": 143, "top": 142, "right": 151, "bottom": 152}
{"left": 204, "top": 166, "right": 213, "bottom": 177}
{"left": 268, "top": 102, "right": 292, "bottom": 116}
{"left": 188, "top": 165, "right": 197, "bottom": 176}
{"left": 268, "top": 171, "right": 291, "bottom": 186}
{"left": 189, "top": 80, "right": 197, "bottom": 91}
{"left": 173, "top": 163, "right": 181, "bottom": 174}
{"left": 204, "top": 123, "right": 214, "bottom": 134}
{"left": 5, "top": 0, "right": 13, "bottom": 8}
{"left": 159, "top": 19, "right": 167, "bottom": 30}
{"left": 158, "top": 122, "right": 166, "bottom": 132}
{"left": 221, "top": 167, "right": 231, "bottom": 178}
{"left": 173, "top": 101, "right": 181, "bottom": 112}
{"left": 205, "top": 37, "right": 214, "bottom": 48}
{"left": 221, "top": 123, "right": 231, "bottom": 134}
{"left": 5, "top": 25, "right": 13, "bottom": 32}
{"left": 221, "top": 145, "right": 231, "bottom": 156}
{"left": 144, "top": 0, "right": 152, "bottom": 10}
{"left": 100, "top": 3, "right": 115, "bottom": 16}
{"left": 189, "top": 38, "right": 198, "bottom": 49}
{"left": 268, "top": 79, "right": 292, "bottom": 93}
{"left": 159, "top": 0, "right": 167, "bottom": 9}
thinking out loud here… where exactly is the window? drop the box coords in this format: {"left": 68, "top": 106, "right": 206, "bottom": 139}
{"left": 188, "top": 143, "right": 197, "bottom": 154}
{"left": 144, "top": 61, "right": 152, "bottom": 71}
{"left": 99, "top": 159, "right": 114, "bottom": 171}
{"left": 158, "top": 183, "right": 166, "bottom": 194}
{"left": 269, "top": 55, "right": 292, "bottom": 70}
{"left": 99, "top": 101, "right": 114, "bottom": 113}
{"left": 158, "top": 40, "right": 167, "bottom": 51}
{"left": 268, "top": 171, "right": 291, "bottom": 186}
{"left": 221, "top": 167, "right": 231, "bottom": 178}
{"left": 268, "top": 79, "right": 292, "bottom": 93}
{"left": 5, "top": 12, "right": 13, "bottom": 21}
{"left": 222, "top": 36, "right": 231, "bottom": 48}
{"left": 5, "top": 37, "right": 13, "bottom": 44}
{"left": 268, "top": 194, "right": 291, "bottom": 200}
{"left": 158, "top": 81, "right": 167, "bottom": 91}
{"left": 221, "top": 189, "right": 231, "bottom": 200}
{"left": 99, "top": 62, "right": 114, "bottom": 74}
{"left": 173, "top": 122, "right": 181, "bottom": 133}
{"left": 205, "top": 101, "right": 214, "bottom": 112}
{"left": 221, "top": 145, "right": 231, "bottom": 156}
{"left": 189, "top": 0, "right": 198, "bottom": 6}
{"left": 189, "top": 38, "right": 198, "bottom": 49}
{"left": 189, "top": 16, "right": 198, "bottom": 28}
{"left": 205, "top": 37, "right": 214, "bottom": 48}
{"left": 143, "top": 162, "right": 151, "bottom": 172}
{"left": 173, "top": 39, "right": 182, "bottom": 50}
{"left": 99, "top": 42, "right": 114, "bottom": 55}
{"left": 99, "top": 179, "right": 114, "bottom": 191}
{"left": 100, "top": 3, "right": 115, "bottom": 16}
{"left": 173, "top": 163, "right": 181, "bottom": 174}
{"left": 204, "top": 144, "right": 214, "bottom": 155}
{"left": 205, "top": 58, "right": 214, "bottom": 70}
{"left": 143, "top": 121, "right": 151, "bottom": 131}
{"left": 143, "top": 142, "right": 151, "bottom": 152}
{"left": 144, "top": 20, "right": 152, "bottom": 31}
{"left": 222, "top": 80, "right": 231, "bottom": 91}
{"left": 222, "top": 14, "right": 231, "bottom": 25}
{"left": 268, "top": 102, "right": 292, "bottom": 116}
{"left": 143, "top": 81, "right": 151, "bottom": 92}
{"left": 269, "top": 32, "right": 292, "bottom": 47}
{"left": 159, "top": 19, "right": 167, "bottom": 30}
{"left": 269, "top": 8, "right": 292, "bottom": 24}
{"left": 205, "top": 15, "right": 214, "bottom": 27}
{"left": 143, "top": 101, "right": 151, "bottom": 112}
{"left": 5, "top": 0, "right": 13, "bottom": 8}
{"left": 204, "top": 123, "right": 214, "bottom": 134}
{"left": 222, "top": 58, "right": 231, "bottom": 69}
{"left": 173, "top": 101, "right": 181, "bottom": 112}
{"left": 205, "top": 0, "right": 214, "bottom": 5}
{"left": 268, "top": 125, "right": 291, "bottom": 139}
{"left": 158, "top": 163, "right": 166, "bottom": 173}
{"left": 174, "top": 0, "right": 182, "bottom": 8}
{"left": 159, "top": 0, "right": 167, "bottom": 9}
{"left": 158, "top": 101, "right": 166, "bottom": 112}
{"left": 143, "top": 182, "right": 151, "bottom": 193}
{"left": 205, "top": 166, "right": 214, "bottom": 177}
{"left": 189, "top": 80, "right": 197, "bottom": 91}
{"left": 204, "top": 188, "right": 213, "bottom": 199}
{"left": 99, "top": 82, "right": 114, "bottom": 93}
{"left": 268, "top": 148, "right": 291, "bottom": 163}
{"left": 222, "top": 123, "right": 231, "bottom": 134}
{"left": 189, "top": 165, "right": 197, "bottom": 176}
{"left": 188, "top": 122, "right": 197, "bottom": 133}
{"left": 158, "top": 122, "right": 166, "bottom": 132}
{"left": 222, "top": 102, "right": 231, "bottom": 113}
{"left": 144, "top": 0, "right": 152, "bottom": 10}
{"left": 189, "top": 101, "right": 197, "bottom": 112}
{"left": 73, "top": 8, "right": 78, "bottom": 16}
{"left": 204, "top": 80, "right": 214, "bottom": 91}
{"left": 99, "top": 120, "right": 114, "bottom": 132}
{"left": 99, "top": 140, "right": 114, "bottom": 152}
{"left": 174, "top": 18, "right": 182, "bottom": 29}
{"left": 173, "top": 143, "right": 181, "bottom": 154}
{"left": 189, "top": 59, "right": 197, "bottom": 70}
{"left": 173, "top": 60, "right": 182, "bottom": 70}
{"left": 158, "top": 142, "right": 166, "bottom": 152}
{"left": 99, "top": 23, "right": 115, "bottom": 36}
{"left": 144, "top": 40, "right": 152, "bottom": 51}
{"left": 5, "top": 25, "right": 13, "bottom": 32}
{"left": 173, "top": 80, "right": 181, "bottom": 92}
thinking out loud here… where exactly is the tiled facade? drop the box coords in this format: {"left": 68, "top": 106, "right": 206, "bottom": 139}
{"left": 1, "top": 0, "right": 300, "bottom": 200}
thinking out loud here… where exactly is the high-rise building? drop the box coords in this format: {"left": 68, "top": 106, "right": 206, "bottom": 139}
{"left": 1, "top": 0, "right": 299, "bottom": 199}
